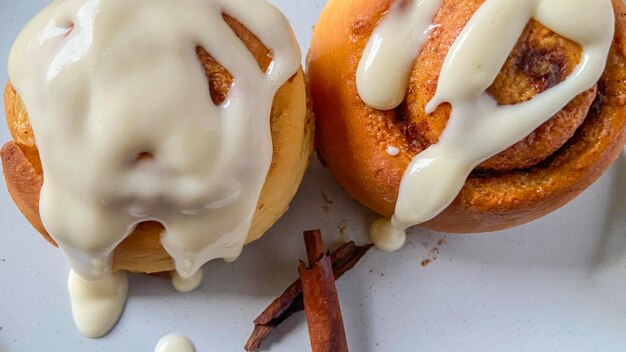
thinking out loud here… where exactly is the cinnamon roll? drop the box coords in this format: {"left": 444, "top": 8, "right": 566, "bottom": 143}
{"left": 308, "top": 0, "right": 626, "bottom": 249}
{"left": 2, "top": 0, "right": 311, "bottom": 337}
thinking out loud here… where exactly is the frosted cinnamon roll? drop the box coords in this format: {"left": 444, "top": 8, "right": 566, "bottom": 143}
{"left": 308, "top": 0, "right": 626, "bottom": 250}
{"left": 2, "top": 0, "right": 312, "bottom": 338}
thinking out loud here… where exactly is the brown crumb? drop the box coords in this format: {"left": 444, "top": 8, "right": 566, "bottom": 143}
{"left": 336, "top": 220, "right": 348, "bottom": 243}
{"left": 419, "top": 237, "right": 447, "bottom": 269}
{"left": 321, "top": 193, "right": 333, "bottom": 212}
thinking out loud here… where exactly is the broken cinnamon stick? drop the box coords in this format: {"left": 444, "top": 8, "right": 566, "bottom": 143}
{"left": 244, "top": 234, "right": 372, "bottom": 351}
{"left": 304, "top": 229, "right": 326, "bottom": 263}
{"left": 252, "top": 242, "right": 371, "bottom": 326}
{"left": 299, "top": 230, "right": 348, "bottom": 352}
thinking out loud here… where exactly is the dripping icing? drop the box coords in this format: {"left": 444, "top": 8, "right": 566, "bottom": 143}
{"left": 68, "top": 270, "right": 128, "bottom": 338}
{"left": 171, "top": 269, "right": 204, "bottom": 293}
{"left": 357, "top": 0, "right": 442, "bottom": 110}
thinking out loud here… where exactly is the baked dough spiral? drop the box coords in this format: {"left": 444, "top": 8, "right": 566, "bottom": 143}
{"left": 307, "top": 0, "right": 626, "bottom": 233}
{"left": 2, "top": 15, "right": 314, "bottom": 273}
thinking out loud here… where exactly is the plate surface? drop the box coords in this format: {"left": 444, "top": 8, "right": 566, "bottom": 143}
{"left": 1, "top": 1, "right": 625, "bottom": 351}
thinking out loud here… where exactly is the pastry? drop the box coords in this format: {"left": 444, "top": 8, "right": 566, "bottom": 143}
{"left": 308, "top": 0, "right": 626, "bottom": 249}
{"left": 2, "top": 0, "right": 311, "bottom": 337}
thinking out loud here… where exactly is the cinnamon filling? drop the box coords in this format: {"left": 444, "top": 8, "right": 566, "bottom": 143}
{"left": 197, "top": 15, "right": 273, "bottom": 106}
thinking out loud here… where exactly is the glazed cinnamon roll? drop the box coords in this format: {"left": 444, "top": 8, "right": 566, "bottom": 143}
{"left": 308, "top": 0, "right": 626, "bottom": 249}
{"left": 2, "top": 0, "right": 311, "bottom": 338}
{"left": 3, "top": 21, "right": 313, "bottom": 274}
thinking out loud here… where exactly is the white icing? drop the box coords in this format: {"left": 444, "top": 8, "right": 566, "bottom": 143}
{"left": 8, "top": 0, "right": 300, "bottom": 337}
{"left": 370, "top": 218, "right": 405, "bottom": 252}
{"left": 386, "top": 146, "right": 400, "bottom": 156}
{"left": 155, "top": 334, "right": 196, "bottom": 352}
{"left": 357, "top": 0, "right": 442, "bottom": 110}
{"left": 68, "top": 270, "right": 128, "bottom": 338}
{"left": 359, "top": 0, "right": 615, "bottom": 248}
{"left": 171, "top": 269, "right": 203, "bottom": 293}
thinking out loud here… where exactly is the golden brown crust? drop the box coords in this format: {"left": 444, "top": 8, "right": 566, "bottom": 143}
{"left": 2, "top": 18, "right": 313, "bottom": 273}
{"left": 307, "top": 0, "right": 626, "bottom": 233}
{"left": 4, "top": 81, "right": 41, "bottom": 172}
{"left": 1, "top": 141, "right": 50, "bottom": 243}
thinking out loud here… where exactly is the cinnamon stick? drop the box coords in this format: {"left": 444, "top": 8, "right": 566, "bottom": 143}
{"left": 251, "top": 241, "right": 371, "bottom": 326}
{"left": 299, "top": 230, "right": 348, "bottom": 351}
{"left": 304, "top": 229, "right": 326, "bottom": 263}
{"left": 244, "top": 235, "right": 372, "bottom": 351}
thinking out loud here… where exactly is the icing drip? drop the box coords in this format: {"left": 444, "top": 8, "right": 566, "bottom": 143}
{"left": 370, "top": 218, "right": 405, "bottom": 252}
{"left": 8, "top": 0, "right": 300, "bottom": 336}
{"left": 357, "top": 0, "right": 442, "bottom": 110}
{"left": 155, "top": 334, "right": 196, "bottom": 352}
{"left": 171, "top": 269, "right": 204, "bottom": 293}
{"left": 358, "top": 0, "right": 615, "bottom": 250}
{"left": 68, "top": 270, "right": 128, "bottom": 338}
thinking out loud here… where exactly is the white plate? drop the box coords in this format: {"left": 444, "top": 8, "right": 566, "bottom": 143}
{"left": 1, "top": 1, "right": 625, "bottom": 351}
